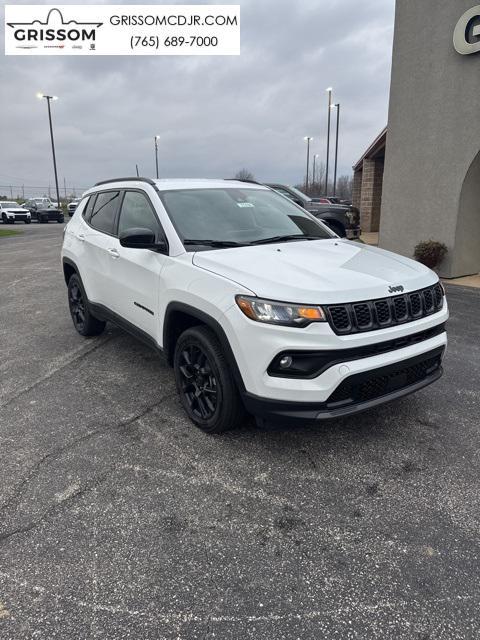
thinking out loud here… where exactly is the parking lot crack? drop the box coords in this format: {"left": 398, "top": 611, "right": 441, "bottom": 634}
{"left": 0, "top": 336, "right": 113, "bottom": 410}
{"left": 0, "top": 471, "right": 111, "bottom": 543}
{"left": 0, "top": 392, "right": 175, "bottom": 519}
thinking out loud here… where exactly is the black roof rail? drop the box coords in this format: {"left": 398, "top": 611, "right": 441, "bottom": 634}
{"left": 94, "top": 176, "right": 156, "bottom": 187}
{"left": 224, "top": 178, "right": 263, "bottom": 185}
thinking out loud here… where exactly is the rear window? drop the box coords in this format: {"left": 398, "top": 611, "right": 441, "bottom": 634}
{"left": 82, "top": 195, "right": 96, "bottom": 221}
{"left": 89, "top": 191, "right": 120, "bottom": 235}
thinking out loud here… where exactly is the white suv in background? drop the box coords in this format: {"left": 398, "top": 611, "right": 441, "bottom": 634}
{"left": 61, "top": 178, "right": 448, "bottom": 433}
{"left": 0, "top": 201, "right": 31, "bottom": 224}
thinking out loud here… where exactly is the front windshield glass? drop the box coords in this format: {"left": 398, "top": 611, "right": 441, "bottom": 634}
{"left": 286, "top": 186, "right": 312, "bottom": 202}
{"left": 160, "top": 188, "right": 333, "bottom": 249}
{"left": 2, "top": 202, "right": 19, "bottom": 208}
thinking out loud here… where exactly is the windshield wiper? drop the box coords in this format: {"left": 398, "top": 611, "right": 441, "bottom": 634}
{"left": 249, "top": 234, "right": 322, "bottom": 245}
{"left": 183, "top": 239, "right": 250, "bottom": 248}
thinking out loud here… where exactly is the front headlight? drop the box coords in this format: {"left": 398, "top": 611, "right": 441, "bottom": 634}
{"left": 235, "top": 295, "right": 326, "bottom": 327}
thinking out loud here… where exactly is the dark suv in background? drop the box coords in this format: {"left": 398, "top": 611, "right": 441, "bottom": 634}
{"left": 266, "top": 184, "right": 360, "bottom": 239}
{"left": 23, "top": 199, "right": 64, "bottom": 223}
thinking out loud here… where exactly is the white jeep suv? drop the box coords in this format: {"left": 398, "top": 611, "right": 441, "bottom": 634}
{"left": 61, "top": 178, "right": 448, "bottom": 433}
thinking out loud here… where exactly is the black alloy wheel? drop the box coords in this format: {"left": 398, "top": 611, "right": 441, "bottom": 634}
{"left": 173, "top": 326, "right": 245, "bottom": 433}
{"left": 68, "top": 279, "right": 86, "bottom": 332}
{"left": 178, "top": 343, "right": 219, "bottom": 421}
{"left": 67, "top": 274, "right": 105, "bottom": 337}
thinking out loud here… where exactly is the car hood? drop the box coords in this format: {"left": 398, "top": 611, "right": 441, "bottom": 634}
{"left": 4, "top": 208, "right": 29, "bottom": 213}
{"left": 192, "top": 239, "right": 436, "bottom": 304}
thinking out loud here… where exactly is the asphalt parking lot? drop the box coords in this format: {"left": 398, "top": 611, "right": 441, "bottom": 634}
{"left": 0, "top": 223, "right": 479, "bottom": 639}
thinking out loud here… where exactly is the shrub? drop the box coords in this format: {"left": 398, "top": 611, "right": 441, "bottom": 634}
{"left": 414, "top": 240, "right": 448, "bottom": 269}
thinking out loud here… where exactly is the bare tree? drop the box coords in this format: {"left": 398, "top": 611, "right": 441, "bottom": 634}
{"left": 336, "top": 175, "right": 354, "bottom": 200}
{"left": 234, "top": 168, "right": 255, "bottom": 181}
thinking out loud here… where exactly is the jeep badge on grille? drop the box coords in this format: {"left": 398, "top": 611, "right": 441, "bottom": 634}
{"left": 388, "top": 285, "right": 404, "bottom": 293}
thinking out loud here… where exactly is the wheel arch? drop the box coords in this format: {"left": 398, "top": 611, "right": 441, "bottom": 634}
{"left": 163, "top": 302, "right": 246, "bottom": 392}
{"left": 62, "top": 257, "right": 79, "bottom": 286}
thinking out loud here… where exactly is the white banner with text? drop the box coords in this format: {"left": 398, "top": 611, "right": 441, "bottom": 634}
{"left": 4, "top": 5, "right": 240, "bottom": 55}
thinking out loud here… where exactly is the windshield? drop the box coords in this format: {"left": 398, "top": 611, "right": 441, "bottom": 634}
{"left": 2, "top": 202, "right": 19, "bottom": 208}
{"left": 160, "top": 188, "right": 333, "bottom": 249}
{"left": 285, "top": 186, "right": 312, "bottom": 202}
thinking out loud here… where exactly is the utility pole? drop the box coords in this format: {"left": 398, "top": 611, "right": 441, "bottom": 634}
{"left": 154, "top": 135, "right": 160, "bottom": 179}
{"left": 37, "top": 94, "right": 61, "bottom": 209}
{"left": 312, "top": 154, "right": 319, "bottom": 189}
{"left": 325, "top": 87, "right": 333, "bottom": 195}
{"left": 304, "top": 136, "right": 313, "bottom": 192}
{"left": 332, "top": 103, "right": 341, "bottom": 196}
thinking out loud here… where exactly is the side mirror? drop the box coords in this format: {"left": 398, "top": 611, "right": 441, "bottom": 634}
{"left": 119, "top": 227, "right": 167, "bottom": 252}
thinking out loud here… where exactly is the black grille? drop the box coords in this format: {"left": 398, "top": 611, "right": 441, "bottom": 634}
{"left": 328, "top": 348, "right": 444, "bottom": 406}
{"left": 423, "top": 289, "right": 434, "bottom": 313}
{"left": 409, "top": 293, "right": 422, "bottom": 317}
{"left": 393, "top": 296, "right": 408, "bottom": 321}
{"left": 353, "top": 304, "right": 372, "bottom": 329}
{"left": 375, "top": 300, "right": 391, "bottom": 325}
{"left": 329, "top": 306, "right": 350, "bottom": 331}
{"left": 325, "top": 284, "right": 444, "bottom": 335}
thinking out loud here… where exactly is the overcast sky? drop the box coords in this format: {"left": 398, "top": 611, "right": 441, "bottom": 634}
{"left": 1, "top": 0, "right": 395, "bottom": 197}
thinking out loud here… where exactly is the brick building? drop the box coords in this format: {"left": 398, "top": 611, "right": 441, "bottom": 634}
{"left": 352, "top": 127, "right": 387, "bottom": 233}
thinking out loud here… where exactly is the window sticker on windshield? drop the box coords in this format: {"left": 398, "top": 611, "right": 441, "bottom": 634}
{"left": 237, "top": 202, "right": 255, "bottom": 208}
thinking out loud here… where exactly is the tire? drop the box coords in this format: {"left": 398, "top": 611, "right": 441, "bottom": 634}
{"left": 67, "top": 273, "right": 106, "bottom": 337}
{"left": 173, "top": 325, "right": 245, "bottom": 434}
{"left": 25, "top": 219, "right": 31, "bottom": 224}
{"left": 58, "top": 216, "right": 64, "bottom": 223}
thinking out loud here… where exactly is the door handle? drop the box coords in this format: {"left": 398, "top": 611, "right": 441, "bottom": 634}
{"left": 108, "top": 248, "right": 120, "bottom": 259}
{"left": 77, "top": 233, "right": 85, "bottom": 242}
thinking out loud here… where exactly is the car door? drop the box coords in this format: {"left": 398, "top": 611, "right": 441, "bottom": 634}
{"left": 79, "top": 190, "right": 121, "bottom": 306}
{"left": 104, "top": 189, "right": 168, "bottom": 340}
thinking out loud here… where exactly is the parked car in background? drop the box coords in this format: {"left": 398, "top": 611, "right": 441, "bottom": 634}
{"left": 311, "top": 196, "right": 342, "bottom": 205}
{"left": 23, "top": 197, "right": 55, "bottom": 212}
{"left": 0, "top": 201, "right": 31, "bottom": 224}
{"left": 67, "top": 200, "right": 80, "bottom": 216}
{"left": 23, "top": 198, "right": 64, "bottom": 223}
{"left": 266, "top": 183, "right": 360, "bottom": 239}
{"left": 311, "top": 197, "right": 332, "bottom": 204}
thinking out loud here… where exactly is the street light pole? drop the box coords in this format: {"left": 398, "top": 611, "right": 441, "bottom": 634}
{"left": 332, "top": 103, "right": 341, "bottom": 196}
{"left": 304, "top": 136, "right": 313, "bottom": 192}
{"left": 312, "top": 154, "right": 319, "bottom": 189}
{"left": 325, "top": 87, "right": 333, "bottom": 196}
{"left": 154, "top": 135, "right": 160, "bottom": 179}
{"left": 37, "top": 93, "right": 60, "bottom": 208}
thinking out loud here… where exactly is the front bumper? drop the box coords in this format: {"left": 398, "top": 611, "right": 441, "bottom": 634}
{"left": 224, "top": 303, "right": 448, "bottom": 404}
{"left": 6, "top": 213, "right": 30, "bottom": 221}
{"left": 346, "top": 227, "right": 361, "bottom": 240}
{"left": 243, "top": 346, "right": 444, "bottom": 424}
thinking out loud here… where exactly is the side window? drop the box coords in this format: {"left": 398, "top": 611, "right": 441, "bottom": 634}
{"left": 82, "top": 195, "right": 96, "bottom": 221}
{"left": 89, "top": 191, "right": 120, "bottom": 234}
{"left": 118, "top": 191, "right": 160, "bottom": 237}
